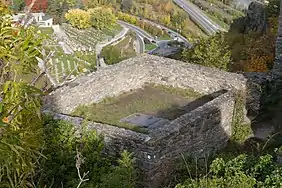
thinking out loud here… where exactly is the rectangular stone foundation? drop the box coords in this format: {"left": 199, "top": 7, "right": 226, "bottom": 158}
{"left": 44, "top": 55, "right": 246, "bottom": 187}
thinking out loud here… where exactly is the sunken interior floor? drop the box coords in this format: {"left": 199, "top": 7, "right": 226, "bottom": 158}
{"left": 72, "top": 84, "right": 220, "bottom": 131}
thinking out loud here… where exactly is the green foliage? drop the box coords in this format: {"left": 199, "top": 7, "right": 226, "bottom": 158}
{"left": 0, "top": 15, "right": 44, "bottom": 82}
{"left": 176, "top": 154, "right": 282, "bottom": 188}
{"left": 47, "top": 0, "right": 69, "bottom": 24}
{"left": 11, "top": 0, "right": 25, "bottom": 11}
{"left": 181, "top": 33, "right": 231, "bottom": 70}
{"left": 231, "top": 92, "right": 252, "bottom": 143}
{"left": 37, "top": 118, "right": 136, "bottom": 187}
{"left": 101, "top": 45, "right": 123, "bottom": 64}
{"left": 0, "top": 13, "right": 45, "bottom": 188}
{"left": 99, "top": 151, "right": 136, "bottom": 188}
{"left": 0, "top": 82, "right": 43, "bottom": 188}
{"left": 101, "top": 34, "right": 136, "bottom": 65}
{"left": 267, "top": 0, "right": 280, "bottom": 17}
{"left": 65, "top": 9, "right": 91, "bottom": 29}
{"left": 88, "top": 7, "right": 117, "bottom": 30}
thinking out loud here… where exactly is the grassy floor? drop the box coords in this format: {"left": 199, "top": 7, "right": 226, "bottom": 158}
{"left": 72, "top": 84, "right": 203, "bottom": 132}
{"left": 38, "top": 27, "right": 54, "bottom": 35}
{"left": 145, "top": 43, "right": 157, "bottom": 51}
{"left": 158, "top": 34, "right": 172, "bottom": 40}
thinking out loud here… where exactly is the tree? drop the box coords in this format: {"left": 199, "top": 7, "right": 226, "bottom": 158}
{"left": 11, "top": 0, "right": 25, "bottom": 11}
{"left": 121, "top": 0, "right": 132, "bottom": 12}
{"left": 88, "top": 7, "right": 117, "bottom": 30}
{"left": 0, "top": 11, "right": 46, "bottom": 187}
{"left": 65, "top": 9, "right": 91, "bottom": 29}
{"left": 182, "top": 33, "right": 231, "bottom": 70}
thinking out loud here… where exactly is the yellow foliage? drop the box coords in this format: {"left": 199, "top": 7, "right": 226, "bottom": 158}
{"left": 65, "top": 9, "right": 91, "bottom": 29}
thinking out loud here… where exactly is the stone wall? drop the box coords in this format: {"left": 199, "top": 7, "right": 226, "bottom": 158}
{"left": 44, "top": 54, "right": 248, "bottom": 187}
{"left": 44, "top": 54, "right": 247, "bottom": 114}
{"left": 48, "top": 91, "right": 234, "bottom": 187}
{"left": 272, "top": 0, "right": 282, "bottom": 77}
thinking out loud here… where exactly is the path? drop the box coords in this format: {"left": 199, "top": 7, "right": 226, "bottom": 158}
{"left": 95, "top": 26, "right": 129, "bottom": 68}
{"left": 52, "top": 25, "right": 74, "bottom": 54}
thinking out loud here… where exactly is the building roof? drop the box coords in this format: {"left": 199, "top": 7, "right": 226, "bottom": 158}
{"left": 42, "top": 15, "right": 52, "bottom": 21}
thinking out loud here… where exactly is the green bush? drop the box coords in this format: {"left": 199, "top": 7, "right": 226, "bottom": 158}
{"left": 176, "top": 154, "right": 282, "bottom": 188}
{"left": 36, "top": 117, "right": 136, "bottom": 188}
{"left": 181, "top": 33, "right": 231, "bottom": 70}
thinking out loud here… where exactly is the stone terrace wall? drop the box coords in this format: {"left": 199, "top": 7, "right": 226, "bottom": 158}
{"left": 44, "top": 54, "right": 247, "bottom": 114}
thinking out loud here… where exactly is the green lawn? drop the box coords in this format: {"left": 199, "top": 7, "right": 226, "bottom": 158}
{"left": 158, "top": 34, "right": 171, "bottom": 40}
{"left": 145, "top": 43, "right": 157, "bottom": 51}
{"left": 101, "top": 33, "right": 137, "bottom": 65}
{"left": 38, "top": 27, "right": 54, "bottom": 35}
{"left": 72, "top": 84, "right": 203, "bottom": 132}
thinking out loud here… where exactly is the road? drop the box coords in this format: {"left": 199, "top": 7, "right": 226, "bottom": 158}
{"left": 136, "top": 34, "right": 145, "bottom": 54}
{"left": 173, "top": 0, "right": 222, "bottom": 35}
{"left": 117, "top": 20, "right": 154, "bottom": 41}
{"left": 117, "top": 20, "right": 188, "bottom": 57}
{"left": 140, "top": 18, "right": 191, "bottom": 47}
{"left": 96, "top": 26, "right": 129, "bottom": 68}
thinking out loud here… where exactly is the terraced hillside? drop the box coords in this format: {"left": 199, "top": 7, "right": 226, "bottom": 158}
{"left": 41, "top": 24, "right": 123, "bottom": 85}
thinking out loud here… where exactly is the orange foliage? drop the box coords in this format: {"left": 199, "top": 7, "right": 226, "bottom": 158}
{"left": 234, "top": 33, "right": 276, "bottom": 72}
{"left": 241, "top": 55, "right": 272, "bottom": 72}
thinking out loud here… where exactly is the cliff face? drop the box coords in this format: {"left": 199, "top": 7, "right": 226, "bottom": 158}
{"left": 272, "top": 0, "right": 282, "bottom": 76}
{"left": 246, "top": 1, "right": 268, "bottom": 33}
{"left": 230, "top": 1, "right": 268, "bottom": 34}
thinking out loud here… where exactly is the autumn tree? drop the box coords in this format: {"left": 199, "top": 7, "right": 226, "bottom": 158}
{"left": 65, "top": 8, "right": 91, "bottom": 29}
{"left": 88, "top": 7, "right": 116, "bottom": 30}
{"left": 182, "top": 33, "right": 231, "bottom": 70}
{"left": 237, "top": 33, "right": 275, "bottom": 72}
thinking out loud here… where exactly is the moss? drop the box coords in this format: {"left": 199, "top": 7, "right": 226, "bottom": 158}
{"left": 231, "top": 91, "right": 252, "bottom": 144}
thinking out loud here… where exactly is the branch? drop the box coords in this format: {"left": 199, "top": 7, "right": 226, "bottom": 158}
{"left": 75, "top": 149, "right": 89, "bottom": 188}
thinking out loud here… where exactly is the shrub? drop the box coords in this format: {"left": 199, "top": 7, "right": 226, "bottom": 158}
{"left": 88, "top": 7, "right": 117, "bottom": 30}
{"left": 176, "top": 154, "right": 282, "bottom": 188}
{"left": 36, "top": 118, "right": 136, "bottom": 187}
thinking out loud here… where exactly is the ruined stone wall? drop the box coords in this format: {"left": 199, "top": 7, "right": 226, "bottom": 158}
{"left": 44, "top": 55, "right": 247, "bottom": 114}
{"left": 48, "top": 90, "right": 234, "bottom": 188}
{"left": 44, "top": 54, "right": 247, "bottom": 187}
{"left": 272, "top": 0, "right": 282, "bottom": 77}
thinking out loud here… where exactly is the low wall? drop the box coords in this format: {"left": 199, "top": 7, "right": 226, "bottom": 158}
{"left": 44, "top": 54, "right": 246, "bottom": 114}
